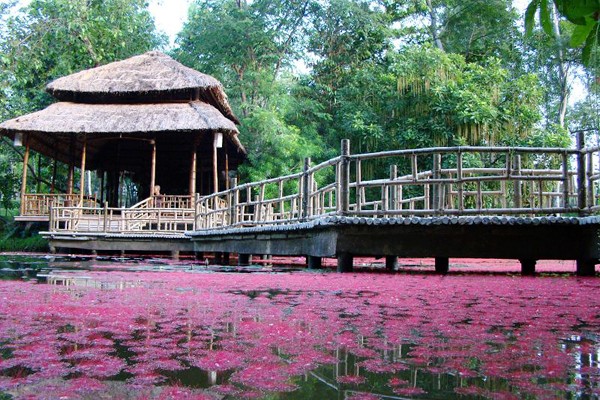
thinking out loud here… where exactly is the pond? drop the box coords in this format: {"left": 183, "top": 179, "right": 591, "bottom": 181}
{"left": 0, "top": 255, "right": 598, "bottom": 399}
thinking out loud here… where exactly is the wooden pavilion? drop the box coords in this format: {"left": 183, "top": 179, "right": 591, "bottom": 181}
{"left": 0, "top": 51, "right": 245, "bottom": 222}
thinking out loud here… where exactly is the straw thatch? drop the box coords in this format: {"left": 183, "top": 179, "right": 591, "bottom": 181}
{"left": 1, "top": 101, "right": 238, "bottom": 134}
{"left": 47, "top": 51, "right": 240, "bottom": 124}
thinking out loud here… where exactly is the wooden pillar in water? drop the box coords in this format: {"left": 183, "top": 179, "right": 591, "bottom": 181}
{"left": 520, "top": 259, "right": 536, "bottom": 276}
{"left": 337, "top": 253, "right": 353, "bottom": 273}
{"left": 79, "top": 135, "right": 87, "bottom": 205}
{"left": 435, "top": 257, "right": 449, "bottom": 274}
{"left": 19, "top": 136, "right": 30, "bottom": 215}
{"left": 576, "top": 259, "right": 596, "bottom": 277}
{"left": 238, "top": 253, "right": 251, "bottom": 266}
{"left": 307, "top": 256, "right": 322, "bottom": 270}
{"left": 385, "top": 256, "right": 398, "bottom": 271}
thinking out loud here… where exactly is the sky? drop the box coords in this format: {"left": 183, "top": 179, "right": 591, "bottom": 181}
{"left": 148, "top": 0, "right": 193, "bottom": 48}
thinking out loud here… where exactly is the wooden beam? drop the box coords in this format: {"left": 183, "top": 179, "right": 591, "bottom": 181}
{"left": 79, "top": 135, "right": 87, "bottom": 206}
{"left": 19, "top": 137, "right": 30, "bottom": 215}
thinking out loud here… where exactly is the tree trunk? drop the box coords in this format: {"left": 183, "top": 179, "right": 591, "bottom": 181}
{"left": 426, "top": 0, "right": 445, "bottom": 51}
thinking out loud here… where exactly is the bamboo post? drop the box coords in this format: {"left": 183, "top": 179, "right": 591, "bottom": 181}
{"left": 457, "top": 151, "right": 464, "bottom": 211}
{"left": 356, "top": 159, "right": 362, "bottom": 212}
{"left": 229, "top": 178, "right": 238, "bottom": 226}
{"left": 150, "top": 140, "right": 157, "bottom": 197}
{"left": 103, "top": 202, "right": 108, "bottom": 232}
{"left": 562, "top": 152, "right": 570, "bottom": 209}
{"left": 432, "top": 153, "right": 442, "bottom": 212}
{"left": 587, "top": 148, "right": 594, "bottom": 208}
{"left": 576, "top": 130, "right": 586, "bottom": 215}
{"left": 67, "top": 134, "right": 75, "bottom": 196}
{"left": 189, "top": 144, "right": 197, "bottom": 196}
{"left": 513, "top": 155, "right": 522, "bottom": 209}
{"left": 212, "top": 132, "right": 219, "bottom": 194}
{"left": 389, "top": 165, "right": 397, "bottom": 211}
{"left": 339, "top": 139, "right": 350, "bottom": 215}
{"left": 79, "top": 135, "right": 87, "bottom": 206}
{"left": 302, "top": 157, "right": 311, "bottom": 220}
{"left": 20, "top": 136, "right": 30, "bottom": 215}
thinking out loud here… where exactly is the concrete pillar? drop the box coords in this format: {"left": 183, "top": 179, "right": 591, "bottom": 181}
{"left": 520, "top": 259, "right": 536, "bottom": 276}
{"left": 307, "top": 256, "right": 322, "bottom": 270}
{"left": 576, "top": 259, "right": 596, "bottom": 277}
{"left": 337, "top": 253, "right": 353, "bottom": 273}
{"left": 385, "top": 256, "right": 398, "bottom": 271}
{"left": 435, "top": 257, "right": 449, "bottom": 274}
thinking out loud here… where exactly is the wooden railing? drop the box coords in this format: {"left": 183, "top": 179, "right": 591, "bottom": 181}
{"left": 46, "top": 140, "right": 600, "bottom": 235}
{"left": 20, "top": 193, "right": 98, "bottom": 217}
{"left": 194, "top": 141, "right": 599, "bottom": 230}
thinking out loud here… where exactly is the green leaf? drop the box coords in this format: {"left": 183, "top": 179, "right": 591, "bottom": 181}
{"left": 525, "top": 0, "right": 539, "bottom": 36}
{"left": 570, "top": 18, "right": 595, "bottom": 47}
{"left": 556, "top": 0, "right": 600, "bottom": 25}
{"left": 581, "top": 26, "right": 598, "bottom": 65}
{"left": 539, "top": 0, "right": 554, "bottom": 36}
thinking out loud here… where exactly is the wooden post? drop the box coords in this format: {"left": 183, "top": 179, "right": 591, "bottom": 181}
{"left": 213, "top": 132, "right": 219, "bottom": 194}
{"left": 225, "top": 139, "right": 230, "bottom": 190}
{"left": 587, "top": 148, "right": 594, "bottom": 209}
{"left": 435, "top": 257, "right": 449, "bottom": 274}
{"left": 457, "top": 151, "right": 464, "bottom": 211}
{"left": 337, "top": 253, "right": 353, "bottom": 273}
{"left": 577, "top": 130, "right": 586, "bottom": 215}
{"left": 189, "top": 144, "right": 197, "bottom": 196}
{"left": 67, "top": 134, "right": 75, "bottom": 196}
{"left": 520, "top": 259, "right": 536, "bottom": 276}
{"left": 339, "top": 139, "right": 350, "bottom": 215}
{"left": 513, "top": 155, "right": 522, "bottom": 209}
{"left": 432, "top": 153, "right": 442, "bottom": 212}
{"left": 228, "top": 178, "right": 237, "bottom": 226}
{"left": 79, "top": 135, "right": 87, "bottom": 206}
{"left": 389, "top": 165, "right": 397, "bottom": 211}
{"left": 561, "top": 152, "right": 570, "bottom": 209}
{"left": 576, "top": 259, "right": 596, "bottom": 276}
{"left": 150, "top": 140, "right": 157, "bottom": 197}
{"left": 385, "top": 256, "right": 398, "bottom": 271}
{"left": 103, "top": 202, "right": 108, "bottom": 232}
{"left": 307, "top": 256, "right": 322, "bottom": 270}
{"left": 238, "top": 253, "right": 251, "bottom": 266}
{"left": 302, "top": 157, "right": 311, "bottom": 220}
{"left": 20, "top": 136, "right": 30, "bottom": 215}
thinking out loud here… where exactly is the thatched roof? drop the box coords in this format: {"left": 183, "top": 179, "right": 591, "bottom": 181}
{"left": 46, "top": 51, "right": 240, "bottom": 124}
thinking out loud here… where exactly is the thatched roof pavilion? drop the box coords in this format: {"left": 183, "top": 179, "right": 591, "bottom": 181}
{"left": 0, "top": 51, "right": 245, "bottom": 210}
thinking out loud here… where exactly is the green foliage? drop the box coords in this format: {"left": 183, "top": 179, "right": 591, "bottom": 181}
{"left": 525, "top": 0, "right": 600, "bottom": 66}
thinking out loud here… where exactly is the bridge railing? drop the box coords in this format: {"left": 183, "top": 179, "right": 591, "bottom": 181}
{"left": 194, "top": 141, "right": 591, "bottom": 230}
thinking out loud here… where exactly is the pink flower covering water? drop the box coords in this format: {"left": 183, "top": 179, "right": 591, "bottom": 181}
{"left": 0, "top": 267, "right": 599, "bottom": 399}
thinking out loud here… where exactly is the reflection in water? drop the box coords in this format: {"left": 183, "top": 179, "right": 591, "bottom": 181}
{"left": 0, "top": 255, "right": 598, "bottom": 399}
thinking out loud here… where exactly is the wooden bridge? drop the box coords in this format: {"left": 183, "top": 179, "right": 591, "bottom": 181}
{"left": 42, "top": 139, "right": 600, "bottom": 276}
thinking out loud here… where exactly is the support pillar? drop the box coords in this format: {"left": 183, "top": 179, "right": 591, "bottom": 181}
{"left": 150, "top": 140, "right": 157, "bottom": 196}
{"left": 307, "top": 256, "right": 322, "bottom": 270}
{"left": 520, "top": 259, "right": 536, "bottom": 276}
{"left": 385, "top": 256, "right": 398, "bottom": 271}
{"left": 213, "top": 132, "right": 219, "bottom": 194}
{"left": 19, "top": 137, "right": 30, "bottom": 215}
{"left": 238, "top": 253, "right": 251, "bottom": 266}
{"left": 337, "top": 253, "right": 353, "bottom": 273}
{"left": 171, "top": 250, "right": 180, "bottom": 260}
{"left": 189, "top": 147, "right": 197, "bottom": 196}
{"left": 435, "top": 257, "right": 449, "bottom": 274}
{"left": 79, "top": 135, "right": 87, "bottom": 206}
{"left": 576, "top": 259, "right": 596, "bottom": 277}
